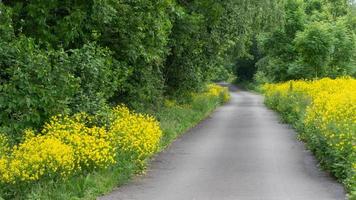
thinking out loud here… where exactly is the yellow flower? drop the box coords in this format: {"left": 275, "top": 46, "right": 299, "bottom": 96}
{"left": 109, "top": 105, "right": 162, "bottom": 166}
{"left": 205, "top": 84, "right": 230, "bottom": 102}
{"left": 0, "top": 134, "right": 75, "bottom": 183}
{"left": 0, "top": 134, "right": 10, "bottom": 156}
{"left": 42, "top": 114, "right": 117, "bottom": 170}
{"left": 263, "top": 77, "right": 356, "bottom": 189}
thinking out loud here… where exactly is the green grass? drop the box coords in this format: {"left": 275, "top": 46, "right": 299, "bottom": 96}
{"left": 157, "top": 95, "right": 224, "bottom": 149}
{"left": 4, "top": 94, "right": 226, "bottom": 200}
{"left": 25, "top": 160, "right": 135, "bottom": 200}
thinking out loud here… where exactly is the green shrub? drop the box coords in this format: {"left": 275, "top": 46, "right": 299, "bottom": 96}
{"left": 0, "top": 4, "right": 14, "bottom": 41}
{"left": 68, "top": 44, "right": 129, "bottom": 114}
{"left": 0, "top": 39, "right": 131, "bottom": 138}
{"left": 0, "top": 37, "right": 78, "bottom": 138}
{"left": 4, "top": 0, "right": 173, "bottom": 111}
{"left": 294, "top": 22, "right": 333, "bottom": 77}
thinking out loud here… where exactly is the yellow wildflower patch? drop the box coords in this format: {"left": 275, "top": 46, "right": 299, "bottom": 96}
{"left": 42, "top": 114, "right": 116, "bottom": 170}
{"left": 0, "top": 84, "right": 226, "bottom": 187}
{"left": 0, "top": 135, "right": 75, "bottom": 183}
{"left": 263, "top": 77, "right": 356, "bottom": 191}
{"left": 109, "top": 106, "right": 162, "bottom": 166}
{"left": 0, "top": 106, "right": 163, "bottom": 185}
{"left": 203, "top": 84, "right": 230, "bottom": 103}
{"left": 0, "top": 134, "right": 9, "bottom": 156}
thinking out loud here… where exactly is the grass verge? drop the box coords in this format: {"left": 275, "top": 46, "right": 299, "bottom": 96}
{"left": 262, "top": 78, "right": 356, "bottom": 198}
{"left": 4, "top": 86, "right": 229, "bottom": 200}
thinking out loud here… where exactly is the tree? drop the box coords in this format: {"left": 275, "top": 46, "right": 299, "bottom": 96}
{"left": 294, "top": 22, "right": 333, "bottom": 77}
{"left": 254, "top": 0, "right": 355, "bottom": 82}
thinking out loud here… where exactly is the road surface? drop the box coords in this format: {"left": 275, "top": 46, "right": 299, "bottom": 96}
{"left": 100, "top": 85, "right": 346, "bottom": 200}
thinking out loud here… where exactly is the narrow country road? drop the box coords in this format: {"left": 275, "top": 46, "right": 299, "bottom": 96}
{"left": 100, "top": 85, "right": 346, "bottom": 200}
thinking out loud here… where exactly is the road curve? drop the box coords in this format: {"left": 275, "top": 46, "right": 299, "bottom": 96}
{"left": 100, "top": 85, "right": 346, "bottom": 200}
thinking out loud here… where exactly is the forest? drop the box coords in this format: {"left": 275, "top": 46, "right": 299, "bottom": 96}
{"left": 0, "top": 0, "right": 355, "bottom": 199}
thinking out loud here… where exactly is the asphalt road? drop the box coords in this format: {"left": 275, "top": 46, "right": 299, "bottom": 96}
{"left": 100, "top": 85, "right": 346, "bottom": 200}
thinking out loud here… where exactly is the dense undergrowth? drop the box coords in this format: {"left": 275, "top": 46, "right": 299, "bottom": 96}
{"left": 263, "top": 77, "right": 356, "bottom": 198}
{"left": 0, "top": 84, "right": 230, "bottom": 200}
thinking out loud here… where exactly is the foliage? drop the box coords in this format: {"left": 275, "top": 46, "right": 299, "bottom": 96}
{"left": 165, "top": 0, "right": 283, "bottom": 96}
{"left": 234, "top": 38, "right": 262, "bottom": 82}
{"left": 0, "top": 0, "right": 284, "bottom": 136}
{"left": 0, "top": 37, "right": 129, "bottom": 138}
{"left": 253, "top": 0, "right": 356, "bottom": 82}
{"left": 0, "top": 134, "right": 10, "bottom": 156}
{"left": 67, "top": 44, "right": 129, "bottom": 114}
{"left": 263, "top": 77, "right": 356, "bottom": 194}
{"left": 3, "top": 0, "right": 173, "bottom": 111}
{"left": 253, "top": 0, "right": 306, "bottom": 81}
{"left": 294, "top": 22, "right": 333, "bottom": 77}
{"left": 98, "top": 0, "right": 173, "bottom": 110}
{"left": 0, "top": 3, "right": 13, "bottom": 41}
{"left": 209, "top": 64, "right": 234, "bottom": 82}
{"left": 328, "top": 19, "right": 356, "bottom": 76}
{"left": 164, "top": 7, "right": 207, "bottom": 96}
{"left": 0, "top": 37, "right": 78, "bottom": 138}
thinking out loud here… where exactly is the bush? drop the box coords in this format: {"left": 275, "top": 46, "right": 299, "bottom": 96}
{"left": 68, "top": 44, "right": 129, "bottom": 114}
{"left": 0, "top": 134, "right": 10, "bottom": 156}
{"left": 0, "top": 4, "right": 14, "bottom": 41}
{"left": 263, "top": 77, "right": 356, "bottom": 194}
{"left": 97, "top": 0, "right": 173, "bottom": 111}
{"left": 0, "top": 38, "right": 129, "bottom": 138}
{"left": 328, "top": 20, "right": 356, "bottom": 77}
{"left": 4, "top": 0, "right": 173, "bottom": 111}
{"left": 0, "top": 37, "right": 78, "bottom": 138}
{"left": 253, "top": 71, "right": 270, "bottom": 85}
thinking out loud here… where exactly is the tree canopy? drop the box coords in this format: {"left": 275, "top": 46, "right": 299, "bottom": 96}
{"left": 0, "top": 0, "right": 284, "bottom": 136}
{"left": 244, "top": 0, "right": 356, "bottom": 83}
